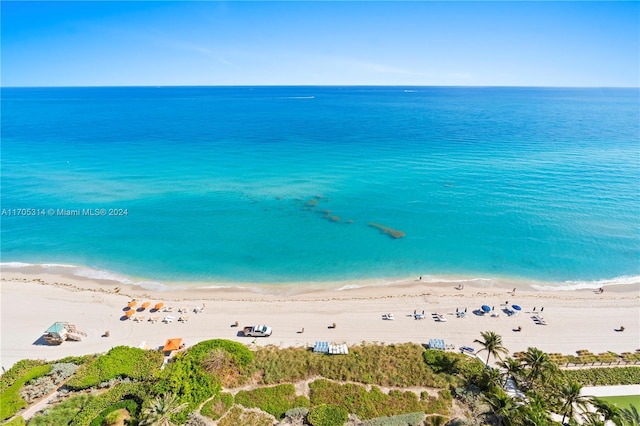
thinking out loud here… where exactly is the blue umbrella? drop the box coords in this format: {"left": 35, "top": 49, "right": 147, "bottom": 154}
{"left": 512, "top": 305, "right": 522, "bottom": 311}
{"left": 481, "top": 305, "right": 491, "bottom": 313}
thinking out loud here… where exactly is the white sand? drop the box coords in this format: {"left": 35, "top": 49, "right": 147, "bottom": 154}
{"left": 1, "top": 269, "right": 639, "bottom": 370}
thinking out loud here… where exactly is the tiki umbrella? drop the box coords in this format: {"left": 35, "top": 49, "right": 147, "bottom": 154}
{"left": 125, "top": 310, "right": 136, "bottom": 318}
{"left": 154, "top": 302, "right": 164, "bottom": 311}
{"left": 127, "top": 300, "right": 137, "bottom": 308}
{"left": 141, "top": 302, "right": 150, "bottom": 310}
{"left": 163, "top": 338, "right": 182, "bottom": 352}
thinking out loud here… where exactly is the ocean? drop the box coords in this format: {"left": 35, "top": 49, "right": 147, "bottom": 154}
{"left": 1, "top": 86, "right": 639, "bottom": 289}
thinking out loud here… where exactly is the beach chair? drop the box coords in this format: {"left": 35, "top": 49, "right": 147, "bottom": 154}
{"left": 162, "top": 315, "right": 175, "bottom": 323}
{"left": 178, "top": 315, "right": 189, "bottom": 323}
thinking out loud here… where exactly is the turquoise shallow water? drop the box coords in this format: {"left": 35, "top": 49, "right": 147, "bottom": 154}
{"left": 1, "top": 86, "right": 639, "bottom": 286}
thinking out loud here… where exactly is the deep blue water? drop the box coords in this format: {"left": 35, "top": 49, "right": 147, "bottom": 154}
{"left": 1, "top": 86, "right": 639, "bottom": 286}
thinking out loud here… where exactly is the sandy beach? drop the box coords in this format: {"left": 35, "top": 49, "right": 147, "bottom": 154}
{"left": 1, "top": 268, "right": 639, "bottom": 370}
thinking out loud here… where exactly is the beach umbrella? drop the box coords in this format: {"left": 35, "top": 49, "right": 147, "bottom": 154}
{"left": 125, "top": 310, "right": 136, "bottom": 318}
{"left": 141, "top": 302, "right": 150, "bottom": 310}
{"left": 127, "top": 300, "right": 137, "bottom": 308}
{"left": 512, "top": 304, "right": 522, "bottom": 311}
{"left": 481, "top": 305, "right": 491, "bottom": 313}
{"left": 154, "top": 302, "right": 164, "bottom": 311}
{"left": 163, "top": 338, "right": 182, "bottom": 352}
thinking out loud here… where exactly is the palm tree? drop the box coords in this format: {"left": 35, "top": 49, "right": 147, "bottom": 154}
{"left": 497, "top": 357, "right": 522, "bottom": 387}
{"left": 590, "top": 398, "right": 622, "bottom": 426}
{"left": 483, "top": 387, "right": 517, "bottom": 426}
{"left": 581, "top": 412, "right": 606, "bottom": 426}
{"left": 516, "top": 394, "right": 553, "bottom": 426}
{"left": 474, "top": 331, "right": 509, "bottom": 366}
{"left": 139, "top": 393, "right": 188, "bottom": 426}
{"left": 558, "top": 381, "right": 589, "bottom": 424}
{"left": 621, "top": 405, "right": 640, "bottom": 426}
{"left": 522, "top": 347, "right": 556, "bottom": 388}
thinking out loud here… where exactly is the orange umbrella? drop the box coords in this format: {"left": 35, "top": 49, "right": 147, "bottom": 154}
{"left": 141, "top": 302, "right": 150, "bottom": 310}
{"left": 125, "top": 310, "right": 136, "bottom": 318}
{"left": 163, "top": 338, "right": 182, "bottom": 352}
{"left": 154, "top": 302, "right": 164, "bottom": 311}
{"left": 127, "top": 300, "right": 137, "bottom": 308}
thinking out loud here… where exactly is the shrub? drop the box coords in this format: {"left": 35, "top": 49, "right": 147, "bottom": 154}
{"left": 28, "top": 393, "right": 93, "bottom": 426}
{"left": 423, "top": 350, "right": 465, "bottom": 374}
{"left": 21, "top": 363, "right": 80, "bottom": 403}
{"left": 235, "top": 383, "right": 310, "bottom": 419}
{"left": 186, "top": 339, "right": 254, "bottom": 366}
{"left": 564, "top": 366, "right": 640, "bottom": 386}
{"left": 1, "top": 360, "right": 48, "bottom": 393}
{"left": 2, "top": 416, "right": 26, "bottom": 426}
{"left": 310, "top": 379, "right": 429, "bottom": 420}
{"left": 284, "top": 406, "right": 310, "bottom": 424}
{"left": 88, "top": 399, "right": 139, "bottom": 426}
{"left": 152, "top": 351, "right": 221, "bottom": 425}
{"left": 250, "top": 343, "right": 454, "bottom": 388}
{"left": 307, "top": 404, "right": 348, "bottom": 426}
{"left": 66, "top": 346, "right": 163, "bottom": 390}
{"left": 218, "top": 406, "right": 274, "bottom": 426}
{"left": 360, "top": 412, "right": 427, "bottom": 426}
{"left": 0, "top": 363, "right": 51, "bottom": 420}
{"left": 69, "top": 382, "right": 149, "bottom": 426}
{"left": 201, "top": 392, "right": 233, "bottom": 420}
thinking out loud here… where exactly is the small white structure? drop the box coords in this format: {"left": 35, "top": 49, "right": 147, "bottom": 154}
{"left": 313, "top": 341, "right": 349, "bottom": 355}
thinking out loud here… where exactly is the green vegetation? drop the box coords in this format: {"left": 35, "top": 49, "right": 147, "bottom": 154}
{"left": 307, "top": 404, "right": 349, "bottom": 426}
{"left": 234, "top": 383, "right": 310, "bottom": 419}
{"left": 66, "top": 346, "right": 163, "bottom": 390}
{"left": 28, "top": 393, "right": 94, "bottom": 426}
{"left": 0, "top": 363, "right": 51, "bottom": 421}
{"left": 139, "top": 392, "right": 187, "bottom": 426}
{"left": 6, "top": 335, "right": 640, "bottom": 426}
{"left": 2, "top": 416, "right": 26, "bottom": 426}
{"left": 250, "top": 343, "right": 459, "bottom": 388}
{"left": 217, "top": 406, "right": 274, "bottom": 426}
{"left": 88, "top": 399, "right": 139, "bottom": 426}
{"left": 200, "top": 392, "right": 233, "bottom": 420}
{"left": 309, "top": 379, "right": 450, "bottom": 420}
{"left": 152, "top": 349, "right": 221, "bottom": 424}
{"left": 191, "top": 339, "right": 254, "bottom": 387}
{"left": 564, "top": 366, "right": 640, "bottom": 386}
{"left": 361, "top": 412, "right": 426, "bottom": 426}
{"left": 69, "top": 382, "right": 148, "bottom": 426}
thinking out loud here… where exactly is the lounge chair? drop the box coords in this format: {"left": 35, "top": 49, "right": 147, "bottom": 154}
{"left": 162, "top": 315, "right": 175, "bottom": 323}
{"left": 178, "top": 315, "right": 189, "bottom": 322}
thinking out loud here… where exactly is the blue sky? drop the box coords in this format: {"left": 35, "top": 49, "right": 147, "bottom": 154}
{"left": 2, "top": 1, "right": 638, "bottom": 87}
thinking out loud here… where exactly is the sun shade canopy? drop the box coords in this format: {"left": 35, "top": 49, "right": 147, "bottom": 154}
{"left": 163, "top": 338, "right": 182, "bottom": 351}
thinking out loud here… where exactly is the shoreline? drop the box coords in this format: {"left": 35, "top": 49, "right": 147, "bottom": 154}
{"left": 1, "top": 266, "right": 639, "bottom": 371}
{"left": 2, "top": 262, "right": 639, "bottom": 299}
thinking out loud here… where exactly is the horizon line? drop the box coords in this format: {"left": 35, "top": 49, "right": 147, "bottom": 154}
{"left": 2, "top": 84, "right": 639, "bottom": 89}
